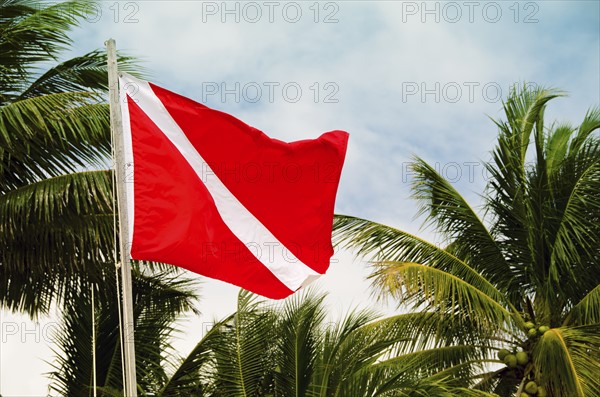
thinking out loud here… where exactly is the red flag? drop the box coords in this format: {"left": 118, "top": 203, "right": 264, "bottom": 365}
{"left": 118, "top": 74, "right": 348, "bottom": 299}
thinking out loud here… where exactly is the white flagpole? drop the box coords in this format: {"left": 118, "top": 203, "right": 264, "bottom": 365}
{"left": 105, "top": 38, "right": 138, "bottom": 397}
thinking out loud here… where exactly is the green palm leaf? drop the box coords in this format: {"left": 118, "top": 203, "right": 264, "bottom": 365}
{"left": 370, "top": 262, "right": 513, "bottom": 332}
{"left": 209, "top": 290, "right": 277, "bottom": 396}
{"left": 274, "top": 291, "right": 326, "bottom": 397}
{"left": 18, "top": 50, "right": 140, "bottom": 99}
{"left": 568, "top": 284, "right": 600, "bottom": 325}
{"left": 1, "top": 0, "right": 144, "bottom": 316}
{"left": 532, "top": 326, "right": 600, "bottom": 397}
{"left": 48, "top": 269, "right": 199, "bottom": 396}
{"left": 333, "top": 216, "right": 519, "bottom": 324}
{"left": 410, "top": 157, "right": 510, "bottom": 291}
{"left": 0, "top": 170, "right": 113, "bottom": 314}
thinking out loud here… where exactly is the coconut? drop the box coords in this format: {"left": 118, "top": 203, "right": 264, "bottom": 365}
{"left": 504, "top": 354, "right": 518, "bottom": 368}
{"left": 516, "top": 351, "right": 529, "bottom": 366}
{"left": 538, "top": 325, "right": 550, "bottom": 334}
{"left": 521, "top": 393, "right": 530, "bottom": 397}
{"left": 525, "top": 381, "right": 538, "bottom": 394}
{"left": 537, "top": 386, "right": 547, "bottom": 397}
{"left": 528, "top": 328, "right": 538, "bottom": 337}
{"left": 524, "top": 321, "right": 535, "bottom": 329}
{"left": 497, "top": 349, "right": 510, "bottom": 360}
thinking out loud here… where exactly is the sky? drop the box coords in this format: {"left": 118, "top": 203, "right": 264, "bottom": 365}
{"left": 1, "top": 1, "right": 599, "bottom": 395}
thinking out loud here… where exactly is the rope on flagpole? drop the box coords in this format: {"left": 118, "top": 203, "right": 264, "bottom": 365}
{"left": 91, "top": 285, "right": 97, "bottom": 397}
{"left": 114, "top": 263, "right": 127, "bottom": 391}
{"left": 112, "top": 160, "right": 127, "bottom": 393}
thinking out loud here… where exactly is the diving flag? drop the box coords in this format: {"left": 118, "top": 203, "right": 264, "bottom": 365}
{"left": 118, "top": 73, "right": 348, "bottom": 299}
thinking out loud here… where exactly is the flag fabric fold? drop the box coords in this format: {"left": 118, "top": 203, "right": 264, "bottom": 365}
{"left": 119, "top": 73, "right": 348, "bottom": 299}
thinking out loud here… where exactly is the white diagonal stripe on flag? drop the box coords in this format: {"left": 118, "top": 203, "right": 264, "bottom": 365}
{"left": 119, "top": 73, "right": 320, "bottom": 291}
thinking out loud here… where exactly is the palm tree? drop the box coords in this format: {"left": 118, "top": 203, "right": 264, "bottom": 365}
{"left": 334, "top": 86, "right": 600, "bottom": 396}
{"left": 48, "top": 269, "right": 199, "bottom": 397}
{"left": 153, "top": 290, "right": 494, "bottom": 397}
{"left": 0, "top": 0, "right": 138, "bottom": 315}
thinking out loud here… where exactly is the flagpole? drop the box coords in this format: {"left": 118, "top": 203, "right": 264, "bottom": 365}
{"left": 105, "top": 38, "right": 138, "bottom": 397}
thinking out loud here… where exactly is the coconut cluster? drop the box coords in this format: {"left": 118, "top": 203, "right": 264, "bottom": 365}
{"left": 494, "top": 322, "right": 551, "bottom": 396}
{"left": 524, "top": 321, "right": 550, "bottom": 338}
{"left": 497, "top": 349, "right": 527, "bottom": 369}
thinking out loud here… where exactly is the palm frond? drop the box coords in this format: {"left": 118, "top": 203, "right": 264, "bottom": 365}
{"left": 0, "top": 0, "right": 93, "bottom": 99}
{"left": 158, "top": 314, "right": 234, "bottom": 397}
{"left": 48, "top": 269, "right": 200, "bottom": 396}
{"left": 410, "top": 157, "right": 511, "bottom": 290}
{"left": 569, "top": 106, "right": 600, "bottom": 154}
{"left": 18, "top": 50, "right": 141, "bottom": 99}
{"left": 545, "top": 124, "right": 575, "bottom": 175}
{"left": 0, "top": 170, "right": 113, "bottom": 314}
{"left": 273, "top": 290, "right": 326, "bottom": 397}
{"left": 333, "top": 216, "right": 520, "bottom": 329}
{"left": 209, "top": 290, "right": 277, "bottom": 396}
{"left": 568, "top": 283, "right": 600, "bottom": 325}
{"left": 483, "top": 87, "right": 565, "bottom": 302}
{"left": 532, "top": 326, "right": 600, "bottom": 397}
{"left": 375, "top": 344, "right": 486, "bottom": 384}
{"left": 501, "top": 85, "right": 563, "bottom": 163}
{"left": 370, "top": 262, "right": 514, "bottom": 333}
{"left": 549, "top": 149, "right": 600, "bottom": 298}
{"left": 0, "top": 93, "right": 111, "bottom": 188}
